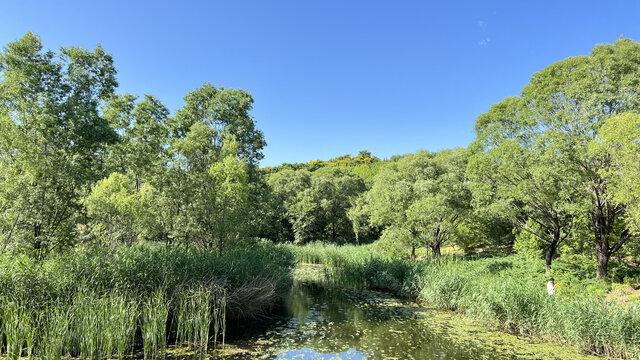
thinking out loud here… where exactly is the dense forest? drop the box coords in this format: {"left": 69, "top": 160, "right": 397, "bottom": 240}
{"left": 1, "top": 33, "right": 640, "bottom": 359}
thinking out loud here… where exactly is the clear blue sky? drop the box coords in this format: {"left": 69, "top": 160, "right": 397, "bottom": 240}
{"left": 1, "top": 1, "right": 639, "bottom": 166}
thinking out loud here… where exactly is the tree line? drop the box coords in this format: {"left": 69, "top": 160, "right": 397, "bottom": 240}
{"left": 1, "top": 33, "right": 640, "bottom": 279}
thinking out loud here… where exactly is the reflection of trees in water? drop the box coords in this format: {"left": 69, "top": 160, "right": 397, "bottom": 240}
{"left": 268, "top": 282, "right": 493, "bottom": 360}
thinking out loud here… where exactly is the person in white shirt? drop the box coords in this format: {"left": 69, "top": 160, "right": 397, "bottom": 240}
{"left": 547, "top": 277, "right": 556, "bottom": 296}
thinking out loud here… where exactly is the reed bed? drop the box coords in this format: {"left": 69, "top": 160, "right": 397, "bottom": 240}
{"left": 285, "top": 241, "right": 386, "bottom": 267}
{"left": 0, "top": 241, "right": 294, "bottom": 359}
{"left": 297, "top": 242, "right": 640, "bottom": 359}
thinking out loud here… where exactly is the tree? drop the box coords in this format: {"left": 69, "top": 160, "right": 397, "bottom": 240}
{"left": 468, "top": 96, "right": 579, "bottom": 273}
{"left": 0, "top": 33, "right": 118, "bottom": 256}
{"left": 85, "top": 172, "right": 160, "bottom": 246}
{"left": 519, "top": 39, "right": 640, "bottom": 278}
{"left": 161, "top": 84, "right": 265, "bottom": 251}
{"left": 208, "top": 140, "right": 250, "bottom": 255}
{"left": 406, "top": 149, "right": 471, "bottom": 258}
{"left": 367, "top": 158, "right": 420, "bottom": 259}
{"left": 105, "top": 94, "right": 169, "bottom": 191}
{"left": 469, "top": 39, "right": 640, "bottom": 276}
{"left": 289, "top": 168, "right": 365, "bottom": 243}
{"left": 368, "top": 149, "right": 470, "bottom": 259}
{"left": 266, "top": 169, "right": 312, "bottom": 242}
{"left": 597, "top": 112, "right": 640, "bottom": 248}
{"left": 167, "top": 83, "right": 265, "bottom": 165}
{"left": 347, "top": 195, "right": 375, "bottom": 245}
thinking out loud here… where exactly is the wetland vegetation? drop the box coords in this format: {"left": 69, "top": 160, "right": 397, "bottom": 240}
{"left": 1, "top": 32, "right": 640, "bottom": 359}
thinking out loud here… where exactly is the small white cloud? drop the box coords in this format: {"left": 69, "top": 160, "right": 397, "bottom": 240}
{"left": 477, "top": 20, "right": 487, "bottom": 30}
{"left": 479, "top": 38, "right": 491, "bottom": 46}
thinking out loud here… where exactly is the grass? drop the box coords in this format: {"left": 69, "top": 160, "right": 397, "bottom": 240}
{"left": 294, "top": 241, "right": 640, "bottom": 359}
{"left": 0, "top": 240, "right": 295, "bottom": 359}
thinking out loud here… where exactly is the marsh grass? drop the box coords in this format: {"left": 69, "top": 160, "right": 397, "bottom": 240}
{"left": 286, "top": 241, "right": 384, "bottom": 267}
{"left": 0, "top": 241, "right": 294, "bottom": 359}
{"left": 174, "top": 287, "right": 211, "bottom": 351}
{"left": 142, "top": 291, "right": 169, "bottom": 359}
{"left": 298, "top": 242, "right": 640, "bottom": 359}
{"left": 211, "top": 287, "right": 227, "bottom": 348}
{"left": 2, "top": 300, "right": 37, "bottom": 360}
{"left": 40, "top": 305, "right": 69, "bottom": 360}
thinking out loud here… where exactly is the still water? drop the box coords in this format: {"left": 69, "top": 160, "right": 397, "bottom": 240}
{"left": 208, "top": 271, "right": 601, "bottom": 360}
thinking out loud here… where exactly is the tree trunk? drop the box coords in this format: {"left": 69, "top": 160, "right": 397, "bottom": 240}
{"left": 431, "top": 241, "right": 441, "bottom": 259}
{"left": 596, "top": 247, "right": 609, "bottom": 279}
{"left": 590, "top": 205, "right": 612, "bottom": 279}
{"left": 432, "top": 230, "right": 442, "bottom": 259}
{"left": 544, "top": 241, "right": 557, "bottom": 275}
{"left": 410, "top": 246, "right": 416, "bottom": 260}
{"left": 332, "top": 221, "right": 336, "bottom": 242}
{"left": 33, "top": 222, "right": 42, "bottom": 250}
{"left": 544, "top": 228, "right": 562, "bottom": 275}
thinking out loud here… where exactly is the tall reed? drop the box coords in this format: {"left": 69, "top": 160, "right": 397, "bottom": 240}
{"left": 2, "top": 300, "right": 37, "bottom": 360}
{"left": 174, "top": 287, "right": 211, "bottom": 351}
{"left": 211, "top": 287, "right": 227, "bottom": 348}
{"left": 141, "top": 290, "right": 169, "bottom": 359}
{"left": 40, "top": 304, "right": 69, "bottom": 360}
{"left": 0, "top": 241, "right": 295, "bottom": 358}
{"left": 310, "top": 243, "right": 640, "bottom": 359}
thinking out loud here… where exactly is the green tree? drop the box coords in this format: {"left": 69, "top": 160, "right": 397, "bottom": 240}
{"left": 162, "top": 84, "right": 265, "bottom": 251}
{"left": 265, "top": 169, "right": 312, "bottom": 242}
{"left": 0, "top": 33, "right": 118, "bottom": 255}
{"left": 520, "top": 39, "right": 640, "bottom": 278}
{"left": 105, "top": 94, "right": 169, "bottom": 191}
{"left": 208, "top": 140, "right": 250, "bottom": 255}
{"left": 597, "top": 113, "right": 640, "bottom": 247}
{"left": 167, "top": 83, "right": 265, "bottom": 165}
{"left": 85, "top": 172, "right": 160, "bottom": 246}
{"left": 368, "top": 149, "right": 470, "bottom": 259}
{"left": 289, "top": 168, "right": 365, "bottom": 243}
{"left": 468, "top": 96, "right": 579, "bottom": 273}
{"left": 347, "top": 195, "right": 375, "bottom": 245}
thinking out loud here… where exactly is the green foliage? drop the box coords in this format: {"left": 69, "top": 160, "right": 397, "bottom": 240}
{"left": 85, "top": 172, "right": 160, "bottom": 245}
{"left": 468, "top": 38, "right": 640, "bottom": 277}
{"left": 367, "top": 149, "right": 471, "bottom": 256}
{"left": 267, "top": 150, "right": 380, "bottom": 175}
{"left": 599, "top": 113, "right": 640, "bottom": 236}
{"left": 267, "top": 167, "right": 366, "bottom": 244}
{"left": 105, "top": 94, "right": 169, "bottom": 189}
{"left": 306, "top": 244, "right": 640, "bottom": 359}
{"left": 0, "top": 241, "right": 295, "bottom": 358}
{"left": 513, "top": 225, "right": 544, "bottom": 259}
{"left": 141, "top": 291, "right": 168, "bottom": 359}
{"left": 0, "top": 32, "right": 118, "bottom": 255}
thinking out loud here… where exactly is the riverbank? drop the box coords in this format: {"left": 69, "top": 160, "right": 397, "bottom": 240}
{"left": 210, "top": 263, "right": 604, "bottom": 360}
{"left": 0, "top": 241, "right": 295, "bottom": 359}
{"left": 288, "top": 242, "right": 640, "bottom": 359}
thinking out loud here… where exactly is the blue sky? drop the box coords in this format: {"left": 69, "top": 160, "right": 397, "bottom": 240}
{"left": 1, "top": 1, "right": 639, "bottom": 166}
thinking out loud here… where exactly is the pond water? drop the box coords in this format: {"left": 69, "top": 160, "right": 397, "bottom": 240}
{"left": 202, "top": 268, "right": 602, "bottom": 360}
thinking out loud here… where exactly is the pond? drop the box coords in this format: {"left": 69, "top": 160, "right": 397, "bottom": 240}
{"left": 186, "top": 266, "right": 603, "bottom": 360}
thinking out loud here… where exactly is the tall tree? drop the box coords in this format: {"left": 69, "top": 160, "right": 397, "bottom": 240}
{"left": 266, "top": 169, "right": 312, "bottom": 242}
{"left": 289, "top": 168, "right": 365, "bottom": 243}
{"left": 368, "top": 149, "right": 470, "bottom": 259}
{"left": 167, "top": 83, "right": 265, "bottom": 165}
{"left": 468, "top": 97, "right": 579, "bottom": 273}
{"left": 0, "top": 33, "right": 118, "bottom": 255}
{"left": 470, "top": 39, "right": 640, "bottom": 277}
{"left": 104, "top": 94, "right": 169, "bottom": 191}
{"left": 597, "top": 113, "right": 640, "bottom": 249}
{"left": 520, "top": 39, "right": 640, "bottom": 278}
{"left": 162, "top": 84, "right": 265, "bottom": 251}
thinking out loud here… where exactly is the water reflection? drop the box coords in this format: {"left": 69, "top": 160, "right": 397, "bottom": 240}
{"left": 217, "top": 281, "right": 497, "bottom": 359}
{"left": 204, "top": 276, "right": 601, "bottom": 360}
